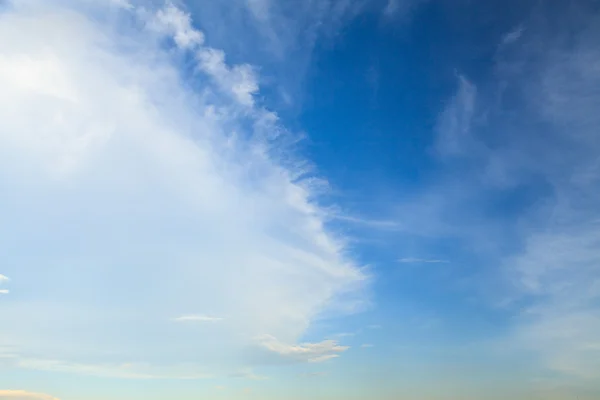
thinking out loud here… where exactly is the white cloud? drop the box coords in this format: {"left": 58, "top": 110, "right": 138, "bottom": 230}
{"left": 149, "top": 2, "right": 204, "bottom": 49}
{"left": 173, "top": 315, "right": 223, "bottom": 322}
{"left": 0, "top": 0, "right": 366, "bottom": 378}
{"left": 148, "top": 3, "right": 259, "bottom": 107}
{"left": 0, "top": 391, "right": 59, "bottom": 400}
{"left": 256, "top": 335, "right": 349, "bottom": 363}
{"left": 0, "top": 274, "right": 9, "bottom": 294}
{"left": 196, "top": 48, "right": 259, "bottom": 107}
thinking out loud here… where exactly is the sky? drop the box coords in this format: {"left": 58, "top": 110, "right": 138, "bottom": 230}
{"left": 1, "top": 0, "right": 600, "bottom": 399}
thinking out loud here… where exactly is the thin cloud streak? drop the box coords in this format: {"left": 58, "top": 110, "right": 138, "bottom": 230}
{"left": 256, "top": 334, "right": 349, "bottom": 363}
{"left": 398, "top": 258, "right": 450, "bottom": 264}
{"left": 0, "top": 391, "right": 59, "bottom": 400}
{"left": 173, "top": 315, "right": 224, "bottom": 322}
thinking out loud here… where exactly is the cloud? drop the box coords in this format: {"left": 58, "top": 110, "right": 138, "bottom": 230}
{"left": 330, "top": 332, "right": 355, "bottom": 338}
{"left": 0, "top": 391, "right": 59, "bottom": 400}
{"left": 109, "top": 0, "right": 133, "bottom": 10}
{"left": 196, "top": 48, "right": 259, "bottom": 107}
{"left": 256, "top": 334, "right": 349, "bottom": 363}
{"left": 298, "top": 371, "right": 327, "bottom": 378}
{"left": 149, "top": 2, "right": 204, "bottom": 49}
{"left": 417, "top": 0, "right": 600, "bottom": 384}
{"left": 245, "top": 0, "right": 270, "bottom": 21}
{"left": 383, "top": 0, "right": 428, "bottom": 20}
{"left": 501, "top": 25, "right": 525, "bottom": 45}
{"left": 435, "top": 75, "right": 477, "bottom": 158}
{"left": 228, "top": 369, "right": 268, "bottom": 380}
{"left": 0, "top": 0, "right": 366, "bottom": 378}
{"left": 14, "top": 358, "right": 212, "bottom": 380}
{"left": 398, "top": 258, "right": 449, "bottom": 264}
{"left": 0, "top": 274, "right": 9, "bottom": 294}
{"left": 173, "top": 315, "right": 223, "bottom": 322}
{"left": 179, "top": 0, "right": 373, "bottom": 112}
{"left": 367, "top": 324, "right": 382, "bottom": 330}
{"left": 496, "top": 5, "right": 600, "bottom": 380}
{"left": 333, "top": 214, "right": 402, "bottom": 230}
{"left": 383, "top": 0, "right": 400, "bottom": 16}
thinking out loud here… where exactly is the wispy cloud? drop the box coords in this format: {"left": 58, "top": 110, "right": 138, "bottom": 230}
{"left": 15, "top": 358, "right": 213, "bottom": 380}
{"left": 397, "top": 258, "right": 449, "bottom": 264}
{"left": 298, "top": 371, "right": 327, "bottom": 378}
{"left": 0, "top": 274, "right": 9, "bottom": 294}
{"left": 228, "top": 368, "right": 268, "bottom": 380}
{"left": 360, "top": 344, "right": 374, "bottom": 348}
{"left": 333, "top": 214, "right": 402, "bottom": 230}
{"left": 383, "top": 0, "right": 427, "bottom": 20}
{"left": 423, "top": 0, "right": 600, "bottom": 385}
{"left": 0, "top": 391, "right": 59, "bottom": 400}
{"left": 245, "top": 0, "right": 270, "bottom": 21}
{"left": 435, "top": 75, "right": 477, "bottom": 158}
{"left": 173, "top": 315, "right": 223, "bottom": 323}
{"left": 256, "top": 335, "right": 349, "bottom": 363}
{"left": 501, "top": 24, "right": 525, "bottom": 45}
{"left": 330, "top": 332, "right": 355, "bottom": 338}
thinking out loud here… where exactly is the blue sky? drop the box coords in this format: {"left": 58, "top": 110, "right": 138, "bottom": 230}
{"left": 1, "top": 0, "right": 600, "bottom": 399}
